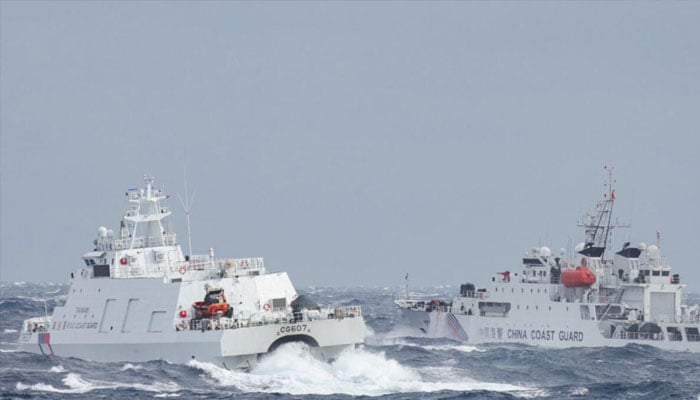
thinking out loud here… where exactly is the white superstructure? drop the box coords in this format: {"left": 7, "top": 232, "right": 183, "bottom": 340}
{"left": 18, "top": 176, "right": 366, "bottom": 368}
{"left": 397, "top": 169, "right": 700, "bottom": 352}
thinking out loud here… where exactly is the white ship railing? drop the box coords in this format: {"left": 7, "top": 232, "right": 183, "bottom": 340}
{"left": 96, "top": 233, "right": 177, "bottom": 251}
{"left": 109, "top": 256, "right": 266, "bottom": 279}
{"left": 617, "top": 331, "right": 665, "bottom": 341}
{"left": 176, "top": 305, "right": 362, "bottom": 332}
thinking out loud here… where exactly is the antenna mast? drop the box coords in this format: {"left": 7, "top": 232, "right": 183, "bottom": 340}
{"left": 601, "top": 165, "right": 616, "bottom": 257}
{"left": 404, "top": 273, "right": 409, "bottom": 300}
{"left": 178, "top": 173, "right": 195, "bottom": 256}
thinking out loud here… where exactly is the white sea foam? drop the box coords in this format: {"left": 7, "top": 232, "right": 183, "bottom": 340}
{"left": 365, "top": 325, "right": 425, "bottom": 346}
{"left": 367, "top": 327, "right": 483, "bottom": 353}
{"left": 50, "top": 365, "right": 67, "bottom": 373}
{"left": 571, "top": 386, "right": 589, "bottom": 396}
{"left": 3, "top": 329, "right": 18, "bottom": 333}
{"left": 121, "top": 363, "right": 144, "bottom": 371}
{"left": 423, "top": 344, "right": 484, "bottom": 353}
{"left": 16, "top": 372, "right": 181, "bottom": 394}
{"left": 189, "top": 342, "right": 531, "bottom": 396}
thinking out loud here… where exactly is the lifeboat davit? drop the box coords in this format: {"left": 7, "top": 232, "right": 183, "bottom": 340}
{"left": 561, "top": 266, "right": 597, "bottom": 287}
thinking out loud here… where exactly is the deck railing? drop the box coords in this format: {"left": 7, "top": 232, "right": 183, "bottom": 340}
{"left": 176, "top": 305, "right": 362, "bottom": 332}
{"left": 96, "top": 233, "right": 177, "bottom": 251}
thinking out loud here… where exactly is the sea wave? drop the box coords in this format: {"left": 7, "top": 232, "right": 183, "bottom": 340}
{"left": 189, "top": 342, "right": 531, "bottom": 397}
{"left": 2, "top": 283, "right": 700, "bottom": 400}
{"left": 16, "top": 372, "right": 182, "bottom": 394}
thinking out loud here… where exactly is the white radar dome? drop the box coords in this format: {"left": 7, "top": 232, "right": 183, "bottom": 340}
{"left": 106, "top": 229, "right": 114, "bottom": 237}
{"left": 638, "top": 242, "right": 647, "bottom": 251}
{"left": 97, "top": 226, "right": 108, "bottom": 237}
{"left": 646, "top": 244, "right": 659, "bottom": 259}
{"left": 539, "top": 246, "right": 552, "bottom": 257}
{"left": 559, "top": 248, "right": 566, "bottom": 256}
{"left": 574, "top": 242, "right": 585, "bottom": 253}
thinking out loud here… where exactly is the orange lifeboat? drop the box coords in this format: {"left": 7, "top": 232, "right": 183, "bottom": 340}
{"left": 561, "top": 266, "right": 597, "bottom": 287}
{"left": 192, "top": 287, "right": 232, "bottom": 318}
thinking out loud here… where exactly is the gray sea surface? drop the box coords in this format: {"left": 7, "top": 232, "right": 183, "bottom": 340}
{"left": 1, "top": 283, "right": 699, "bottom": 399}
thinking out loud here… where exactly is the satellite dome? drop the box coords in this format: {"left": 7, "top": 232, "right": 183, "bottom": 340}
{"left": 539, "top": 246, "right": 552, "bottom": 257}
{"left": 97, "top": 226, "right": 108, "bottom": 237}
{"left": 638, "top": 242, "right": 647, "bottom": 251}
{"left": 646, "top": 245, "right": 659, "bottom": 259}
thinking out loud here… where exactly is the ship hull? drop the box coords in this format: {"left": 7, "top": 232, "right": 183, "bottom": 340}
{"left": 18, "top": 319, "right": 363, "bottom": 369}
{"left": 18, "top": 276, "right": 366, "bottom": 368}
{"left": 402, "top": 308, "right": 700, "bottom": 352}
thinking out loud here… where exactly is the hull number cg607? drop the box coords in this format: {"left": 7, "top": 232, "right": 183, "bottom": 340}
{"left": 279, "top": 325, "right": 307, "bottom": 334}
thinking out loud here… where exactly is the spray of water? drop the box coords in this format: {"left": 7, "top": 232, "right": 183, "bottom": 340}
{"left": 189, "top": 342, "right": 531, "bottom": 396}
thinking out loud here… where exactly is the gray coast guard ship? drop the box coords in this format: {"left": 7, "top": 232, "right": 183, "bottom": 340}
{"left": 397, "top": 170, "right": 700, "bottom": 352}
{"left": 18, "top": 176, "right": 366, "bottom": 368}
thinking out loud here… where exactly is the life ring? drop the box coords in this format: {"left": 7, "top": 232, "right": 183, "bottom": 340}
{"left": 263, "top": 303, "right": 270, "bottom": 311}
{"left": 178, "top": 266, "right": 187, "bottom": 275}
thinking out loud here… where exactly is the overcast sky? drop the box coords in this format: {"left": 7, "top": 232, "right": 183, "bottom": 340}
{"left": 1, "top": 2, "right": 699, "bottom": 289}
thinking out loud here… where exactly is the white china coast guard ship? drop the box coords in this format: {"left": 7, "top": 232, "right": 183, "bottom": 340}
{"left": 397, "top": 169, "right": 699, "bottom": 352}
{"left": 19, "top": 176, "right": 366, "bottom": 368}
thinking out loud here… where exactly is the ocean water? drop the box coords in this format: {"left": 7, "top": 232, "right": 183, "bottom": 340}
{"left": 1, "top": 282, "right": 699, "bottom": 400}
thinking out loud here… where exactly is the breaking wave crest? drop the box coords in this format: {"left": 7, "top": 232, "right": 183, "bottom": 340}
{"left": 367, "top": 326, "right": 484, "bottom": 353}
{"left": 16, "top": 372, "right": 181, "bottom": 394}
{"left": 189, "top": 342, "right": 529, "bottom": 396}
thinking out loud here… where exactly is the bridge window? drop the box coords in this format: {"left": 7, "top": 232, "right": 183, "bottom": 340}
{"left": 686, "top": 327, "right": 700, "bottom": 342}
{"left": 667, "top": 326, "right": 682, "bottom": 341}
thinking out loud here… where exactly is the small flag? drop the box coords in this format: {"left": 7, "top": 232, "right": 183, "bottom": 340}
{"left": 405, "top": 273, "right": 409, "bottom": 281}
{"left": 611, "top": 189, "right": 616, "bottom": 199}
